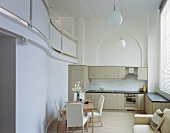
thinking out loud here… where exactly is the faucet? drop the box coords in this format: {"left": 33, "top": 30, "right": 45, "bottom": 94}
{"left": 100, "top": 88, "right": 104, "bottom": 91}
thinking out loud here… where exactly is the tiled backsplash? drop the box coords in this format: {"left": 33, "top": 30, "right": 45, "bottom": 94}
{"left": 90, "top": 75, "right": 147, "bottom": 92}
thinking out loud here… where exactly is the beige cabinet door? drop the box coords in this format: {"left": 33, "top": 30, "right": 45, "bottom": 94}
{"left": 88, "top": 66, "right": 95, "bottom": 78}
{"left": 91, "top": 93, "right": 101, "bottom": 108}
{"left": 153, "top": 103, "right": 170, "bottom": 113}
{"left": 138, "top": 67, "right": 148, "bottom": 80}
{"left": 145, "top": 95, "right": 153, "bottom": 114}
{"left": 68, "top": 65, "right": 90, "bottom": 101}
{"left": 85, "top": 93, "right": 92, "bottom": 101}
{"left": 117, "top": 94, "right": 125, "bottom": 109}
{"left": 88, "top": 66, "right": 100, "bottom": 78}
{"left": 118, "top": 67, "right": 126, "bottom": 78}
{"left": 137, "top": 94, "right": 144, "bottom": 110}
{"left": 103, "top": 93, "right": 117, "bottom": 109}
{"left": 109, "top": 67, "right": 119, "bottom": 78}
{"left": 68, "top": 68, "right": 84, "bottom": 101}
{"left": 88, "top": 66, "right": 125, "bottom": 79}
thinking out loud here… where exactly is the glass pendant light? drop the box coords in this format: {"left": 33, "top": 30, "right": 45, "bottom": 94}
{"left": 117, "top": 0, "right": 126, "bottom": 48}
{"left": 117, "top": 37, "right": 126, "bottom": 48}
{"left": 108, "top": 0, "right": 122, "bottom": 27}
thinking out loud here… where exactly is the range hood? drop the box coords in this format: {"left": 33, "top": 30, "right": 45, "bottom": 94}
{"left": 126, "top": 67, "right": 137, "bottom": 77}
{"left": 129, "top": 68, "right": 134, "bottom": 74}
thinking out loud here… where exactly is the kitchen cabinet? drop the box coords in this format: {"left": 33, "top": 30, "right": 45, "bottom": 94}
{"left": 103, "top": 93, "right": 117, "bottom": 109}
{"left": 117, "top": 94, "right": 125, "bottom": 109}
{"left": 85, "top": 93, "right": 101, "bottom": 108}
{"left": 145, "top": 95, "right": 170, "bottom": 114}
{"left": 86, "top": 93, "right": 125, "bottom": 109}
{"left": 137, "top": 94, "right": 144, "bottom": 110}
{"left": 145, "top": 95, "right": 153, "bottom": 114}
{"left": 68, "top": 65, "right": 90, "bottom": 101}
{"left": 85, "top": 93, "right": 92, "bottom": 101}
{"left": 138, "top": 67, "right": 148, "bottom": 80}
{"left": 88, "top": 66, "right": 125, "bottom": 79}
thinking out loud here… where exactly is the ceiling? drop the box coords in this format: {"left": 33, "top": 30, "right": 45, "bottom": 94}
{"left": 48, "top": 0, "right": 163, "bottom": 19}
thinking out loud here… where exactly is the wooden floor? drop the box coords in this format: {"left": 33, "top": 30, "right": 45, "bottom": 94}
{"left": 47, "top": 110, "right": 144, "bottom": 133}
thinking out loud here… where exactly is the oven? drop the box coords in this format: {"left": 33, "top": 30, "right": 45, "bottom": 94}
{"left": 124, "top": 94, "right": 138, "bottom": 107}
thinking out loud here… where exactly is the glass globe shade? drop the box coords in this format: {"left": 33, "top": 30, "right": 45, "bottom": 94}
{"left": 117, "top": 39, "right": 126, "bottom": 48}
{"left": 108, "top": 10, "right": 122, "bottom": 27}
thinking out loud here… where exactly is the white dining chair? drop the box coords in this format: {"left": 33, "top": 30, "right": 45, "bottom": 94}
{"left": 66, "top": 103, "right": 88, "bottom": 133}
{"left": 87, "top": 95, "right": 105, "bottom": 127}
{"left": 54, "top": 98, "right": 66, "bottom": 133}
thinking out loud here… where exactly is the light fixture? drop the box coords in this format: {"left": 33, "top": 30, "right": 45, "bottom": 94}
{"left": 117, "top": 0, "right": 126, "bottom": 48}
{"left": 108, "top": 0, "right": 122, "bottom": 27}
{"left": 117, "top": 37, "right": 126, "bottom": 48}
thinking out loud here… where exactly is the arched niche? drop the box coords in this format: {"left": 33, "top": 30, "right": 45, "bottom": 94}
{"left": 96, "top": 32, "right": 142, "bottom": 66}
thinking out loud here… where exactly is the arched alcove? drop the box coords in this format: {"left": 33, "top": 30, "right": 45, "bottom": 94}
{"left": 96, "top": 32, "right": 142, "bottom": 66}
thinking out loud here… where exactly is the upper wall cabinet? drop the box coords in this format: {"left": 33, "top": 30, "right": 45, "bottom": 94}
{"left": 62, "top": 35, "right": 77, "bottom": 58}
{"left": 0, "top": 0, "right": 30, "bottom": 23}
{"left": 88, "top": 66, "right": 125, "bottom": 79}
{"left": 138, "top": 67, "right": 148, "bottom": 80}
{"left": 32, "top": 0, "right": 50, "bottom": 39}
{"left": 49, "top": 24, "right": 62, "bottom": 51}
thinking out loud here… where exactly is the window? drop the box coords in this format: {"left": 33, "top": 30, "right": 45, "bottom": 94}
{"left": 160, "top": 0, "right": 170, "bottom": 94}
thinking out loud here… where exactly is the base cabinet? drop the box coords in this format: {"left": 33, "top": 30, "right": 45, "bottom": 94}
{"left": 86, "top": 93, "right": 146, "bottom": 110}
{"left": 117, "top": 94, "right": 125, "bottom": 109}
{"left": 137, "top": 94, "right": 145, "bottom": 110}
{"left": 103, "top": 93, "right": 117, "bottom": 109}
{"left": 85, "top": 93, "right": 100, "bottom": 108}
{"left": 145, "top": 95, "right": 170, "bottom": 114}
{"left": 145, "top": 95, "right": 153, "bottom": 114}
{"left": 85, "top": 93, "right": 125, "bottom": 109}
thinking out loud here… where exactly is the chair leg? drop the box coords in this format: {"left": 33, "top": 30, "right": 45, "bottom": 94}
{"left": 86, "top": 121, "right": 88, "bottom": 132}
{"left": 100, "top": 116, "right": 103, "bottom": 127}
{"left": 82, "top": 126, "right": 84, "bottom": 133}
{"left": 72, "top": 127, "right": 74, "bottom": 133}
{"left": 89, "top": 117, "right": 91, "bottom": 123}
{"left": 67, "top": 127, "right": 68, "bottom": 133}
{"left": 57, "top": 121, "right": 60, "bottom": 133}
{"left": 98, "top": 116, "right": 100, "bottom": 122}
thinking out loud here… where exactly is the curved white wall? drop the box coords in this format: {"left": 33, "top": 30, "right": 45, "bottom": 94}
{"left": 16, "top": 41, "right": 71, "bottom": 133}
{"left": 82, "top": 17, "right": 147, "bottom": 66}
{"left": 0, "top": 1, "right": 77, "bottom": 133}
{"left": 97, "top": 32, "right": 141, "bottom": 66}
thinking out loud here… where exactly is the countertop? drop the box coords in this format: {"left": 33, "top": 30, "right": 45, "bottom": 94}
{"left": 86, "top": 90, "right": 170, "bottom": 103}
{"left": 145, "top": 92, "right": 170, "bottom": 103}
{"left": 85, "top": 90, "right": 144, "bottom": 94}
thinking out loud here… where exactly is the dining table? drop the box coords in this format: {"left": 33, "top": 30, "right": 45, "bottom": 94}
{"left": 61, "top": 100, "right": 94, "bottom": 133}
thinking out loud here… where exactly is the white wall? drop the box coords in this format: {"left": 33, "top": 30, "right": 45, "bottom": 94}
{"left": 90, "top": 77, "right": 147, "bottom": 92}
{"left": 147, "top": 10, "right": 160, "bottom": 92}
{"left": 45, "top": 56, "right": 70, "bottom": 124}
{"left": 0, "top": 1, "right": 77, "bottom": 132}
{"left": 16, "top": 38, "right": 72, "bottom": 133}
{"left": 82, "top": 17, "right": 147, "bottom": 66}
{"left": 16, "top": 42, "right": 47, "bottom": 133}
{"left": 76, "top": 18, "right": 86, "bottom": 64}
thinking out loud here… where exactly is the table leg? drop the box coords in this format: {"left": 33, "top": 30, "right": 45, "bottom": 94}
{"left": 62, "top": 111, "right": 64, "bottom": 133}
{"left": 92, "top": 109, "right": 94, "bottom": 133}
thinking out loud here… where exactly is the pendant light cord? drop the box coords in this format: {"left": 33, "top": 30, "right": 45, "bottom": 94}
{"left": 121, "top": 0, "right": 122, "bottom": 39}
{"left": 114, "top": 0, "right": 115, "bottom": 11}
